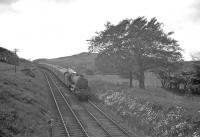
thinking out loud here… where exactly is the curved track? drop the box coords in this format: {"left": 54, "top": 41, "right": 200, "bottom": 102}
{"left": 42, "top": 67, "right": 138, "bottom": 137}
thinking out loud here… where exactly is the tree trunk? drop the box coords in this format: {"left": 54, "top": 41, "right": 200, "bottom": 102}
{"left": 139, "top": 70, "right": 145, "bottom": 89}
{"left": 129, "top": 71, "right": 133, "bottom": 88}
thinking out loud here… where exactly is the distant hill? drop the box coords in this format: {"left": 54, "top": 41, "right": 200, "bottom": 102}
{"left": 45, "top": 52, "right": 97, "bottom": 73}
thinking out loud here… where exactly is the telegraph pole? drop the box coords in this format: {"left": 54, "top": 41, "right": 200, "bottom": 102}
{"left": 13, "top": 49, "right": 19, "bottom": 73}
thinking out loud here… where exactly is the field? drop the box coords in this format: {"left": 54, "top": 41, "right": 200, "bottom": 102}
{"left": 86, "top": 72, "right": 161, "bottom": 87}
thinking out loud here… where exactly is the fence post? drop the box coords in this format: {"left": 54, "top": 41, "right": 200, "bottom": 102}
{"left": 48, "top": 119, "right": 53, "bottom": 137}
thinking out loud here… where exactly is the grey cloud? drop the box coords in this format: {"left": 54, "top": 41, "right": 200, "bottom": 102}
{"left": 0, "top": 0, "right": 19, "bottom": 14}
{"left": 0, "top": 0, "right": 19, "bottom": 5}
{"left": 190, "top": 0, "right": 200, "bottom": 22}
{"left": 0, "top": 5, "right": 18, "bottom": 14}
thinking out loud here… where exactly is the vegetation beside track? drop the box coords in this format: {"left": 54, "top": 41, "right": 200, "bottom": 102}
{"left": 88, "top": 77, "right": 200, "bottom": 137}
{"left": 0, "top": 62, "right": 50, "bottom": 137}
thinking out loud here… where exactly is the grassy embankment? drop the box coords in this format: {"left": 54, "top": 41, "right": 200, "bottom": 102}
{"left": 0, "top": 62, "right": 50, "bottom": 137}
{"left": 86, "top": 74, "right": 200, "bottom": 137}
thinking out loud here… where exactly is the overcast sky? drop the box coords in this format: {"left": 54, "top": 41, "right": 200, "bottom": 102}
{"left": 0, "top": 0, "right": 199, "bottom": 60}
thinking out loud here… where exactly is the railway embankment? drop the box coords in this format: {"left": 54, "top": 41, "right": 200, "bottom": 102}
{"left": 0, "top": 62, "right": 50, "bottom": 137}
{"left": 89, "top": 78, "right": 200, "bottom": 137}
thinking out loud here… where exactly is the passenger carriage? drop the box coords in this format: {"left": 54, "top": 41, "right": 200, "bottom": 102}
{"left": 39, "top": 63, "right": 90, "bottom": 101}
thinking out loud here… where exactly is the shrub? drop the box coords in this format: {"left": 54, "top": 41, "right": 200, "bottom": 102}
{"left": 85, "top": 69, "right": 94, "bottom": 75}
{"left": 21, "top": 68, "right": 35, "bottom": 78}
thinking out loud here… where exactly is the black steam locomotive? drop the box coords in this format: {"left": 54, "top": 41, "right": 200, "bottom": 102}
{"left": 40, "top": 63, "right": 90, "bottom": 101}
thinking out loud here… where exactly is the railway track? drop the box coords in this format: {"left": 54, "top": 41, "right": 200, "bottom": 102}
{"left": 44, "top": 71, "right": 89, "bottom": 137}
{"left": 43, "top": 68, "right": 138, "bottom": 137}
{"left": 85, "top": 100, "right": 137, "bottom": 137}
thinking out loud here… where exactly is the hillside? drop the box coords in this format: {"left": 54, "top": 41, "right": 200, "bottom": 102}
{"left": 0, "top": 47, "right": 18, "bottom": 65}
{"left": 48, "top": 52, "right": 97, "bottom": 73}
{"left": 0, "top": 62, "right": 50, "bottom": 137}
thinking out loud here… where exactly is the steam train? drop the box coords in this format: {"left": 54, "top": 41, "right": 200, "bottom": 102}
{"left": 40, "top": 63, "right": 90, "bottom": 101}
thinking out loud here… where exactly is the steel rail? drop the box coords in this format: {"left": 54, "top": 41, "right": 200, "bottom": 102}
{"left": 49, "top": 71, "right": 125, "bottom": 137}
{"left": 44, "top": 72, "right": 71, "bottom": 137}
{"left": 87, "top": 110, "right": 114, "bottom": 137}
{"left": 88, "top": 100, "right": 139, "bottom": 137}
{"left": 48, "top": 73, "right": 90, "bottom": 137}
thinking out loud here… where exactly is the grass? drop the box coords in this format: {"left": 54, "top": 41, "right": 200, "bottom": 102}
{"left": 0, "top": 62, "right": 50, "bottom": 137}
{"left": 86, "top": 72, "right": 161, "bottom": 87}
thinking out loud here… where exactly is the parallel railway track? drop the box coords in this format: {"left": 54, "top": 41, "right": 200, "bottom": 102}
{"left": 85, "top": 100, "right": 136, "bottom": 137}
{"left": 43, "top": 68, "right": 138, "bottom": 137}
{"left": 44, "top": 71, "right": 89, "bottom": 137}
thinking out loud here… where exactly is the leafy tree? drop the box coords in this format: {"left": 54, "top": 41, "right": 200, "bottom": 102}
{"left": 88, "top": 17, "right": 182, "bottom": 88}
